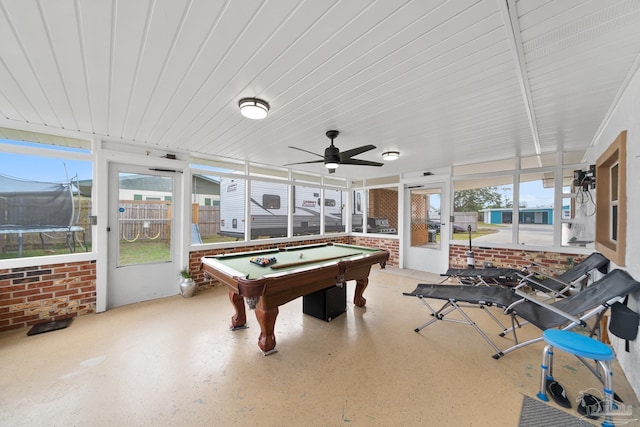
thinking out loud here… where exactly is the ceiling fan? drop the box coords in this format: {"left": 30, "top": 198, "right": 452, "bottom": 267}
{"left": 284, "top": 130, "right": 383, "bottom": 173}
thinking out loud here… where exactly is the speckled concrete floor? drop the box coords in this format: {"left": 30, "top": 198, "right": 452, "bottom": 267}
{"left": 1, "top": 267, "right": 638, "bottom": 426}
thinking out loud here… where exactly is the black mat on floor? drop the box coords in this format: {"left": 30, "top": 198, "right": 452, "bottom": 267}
{"left": 27, "top": 318, "right": 73, "bottom": 336}
{"left": 519, "top": 395, "right": 593, "bottom": 427}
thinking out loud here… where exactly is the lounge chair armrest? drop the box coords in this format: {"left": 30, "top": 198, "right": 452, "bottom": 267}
{"left": 513, "top": 289, "right": 585, "bottom": 326}
{"left": 521, "top": 267, "right": 575, "bottom": 288}
{"left": 504, "top": 297, "right": 527, "bottom": 313}
{"left": 515, "top": 272, "right": 565, "bottom": 297}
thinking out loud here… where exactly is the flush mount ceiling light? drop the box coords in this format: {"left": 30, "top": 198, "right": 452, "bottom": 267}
{"left": 238, "top": 97, "right": 270, "bottom": 120}
{"left": 382, "top": 151, "right": 400, "bottom": 161}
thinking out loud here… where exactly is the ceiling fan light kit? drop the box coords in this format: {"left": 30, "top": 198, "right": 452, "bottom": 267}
{"left": 238, "top": 97, "right": 269, "bottom": 119}
{"left": 382, "top": 151, "right": 399, "bottom": 161}
{"left": 325, "top": 161, "right": 339, "bottom": 169}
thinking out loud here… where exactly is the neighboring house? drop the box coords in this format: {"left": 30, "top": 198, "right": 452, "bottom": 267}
{"left": 482, "top": 207, "right": 554, "bottom": 225}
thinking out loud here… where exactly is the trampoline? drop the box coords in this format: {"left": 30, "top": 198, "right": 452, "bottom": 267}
{"left": 0, "top": 174, "right": 87, "bottom": 256}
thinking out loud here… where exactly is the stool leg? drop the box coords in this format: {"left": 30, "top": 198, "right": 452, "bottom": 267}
{"left": 537, "top": 344, "right": 553, "bottom": 402}
{"left": 597, "top": 359, "right": 614, "bottom": 427}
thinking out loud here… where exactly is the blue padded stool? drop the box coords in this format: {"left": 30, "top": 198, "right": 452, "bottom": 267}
{"left": 537, "top": 329, "right": 615, "bottom": 426}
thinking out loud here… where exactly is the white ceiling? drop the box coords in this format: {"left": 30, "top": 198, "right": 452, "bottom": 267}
{"left": 1, "top": 0, "right": 640, "bottom": 179}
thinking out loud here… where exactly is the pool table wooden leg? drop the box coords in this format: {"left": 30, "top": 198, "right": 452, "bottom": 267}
{"left": 229, "top": 291, "right": 247, "bottom": 329}
{"left": 255, "top": 306, "right": 278, "bottom": 354}
{"left": 354, "top": 278, "right": 368, "bottom": 307}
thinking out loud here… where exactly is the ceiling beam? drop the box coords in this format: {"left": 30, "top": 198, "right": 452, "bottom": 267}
{"left": 500, "top": 0, "right": 542, "bottom": 160}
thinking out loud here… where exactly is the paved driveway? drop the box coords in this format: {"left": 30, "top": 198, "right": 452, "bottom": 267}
{"left": 472, "top": 225, "right": 553, "bottom": 245}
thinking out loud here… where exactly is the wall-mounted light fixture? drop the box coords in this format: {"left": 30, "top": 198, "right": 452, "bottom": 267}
{"left": 238, "top": 97, "right": 270, "bottom": 120}
{"left": 382, "top": 151, "right": 400, "bottom": 161}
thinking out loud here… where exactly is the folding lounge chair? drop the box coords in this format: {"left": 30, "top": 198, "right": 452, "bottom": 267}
{"left": 402, "top": 284, "right": 523, "bottom": 354}
{"left": 403, "top": 269, "right": 640, "bottom": 360}
{"left": 495, "top": 269, "right": 640, "bottom": 359}
{"left": 515, "top": 252, "right": 609, "bottom": 297}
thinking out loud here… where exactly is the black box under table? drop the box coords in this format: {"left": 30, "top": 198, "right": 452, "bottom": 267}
{"left": 303, "top": 284, "right": 347, "bottom": 322}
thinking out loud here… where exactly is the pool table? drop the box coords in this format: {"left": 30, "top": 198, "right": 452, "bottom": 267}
{"left": 200, "top": 242, "right": 389, "bottom": 354}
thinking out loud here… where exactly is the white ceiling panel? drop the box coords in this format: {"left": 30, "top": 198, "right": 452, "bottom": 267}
{"left": 518, "top": 0, "right": 640, "bottom": 156}
{"left": 1, "top": 0, "right": 640, "bottom": 179}
{"left": 76, "top": 0, "right": 113, "bottom": 136}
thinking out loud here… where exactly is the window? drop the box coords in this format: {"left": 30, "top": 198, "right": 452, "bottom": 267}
{"left": 560, "top": 153, "right": 597, "bottom": 248}
{"left": 351, "top": 189, "right": 364, "bottom": 231}
{"left": 595, "top": 131, "right": 627, "bottom": 265}
{"left": 189, "top": 167, "right": 243, "bottom": 244}
{"left": 610, "top": 163, "right": 619, "bottom": 242}
{"left": 251, "top": 180, "right": 288, "bottom": 240}
{"left": 367, "top": 187, "right": 398, "bottom": 235}
{"left": 350, "top": 176, "right": 398, "bottom": 235}
{"left": 351, "top": 186, "right": 398, "bottom": 235}
{"left": 292, "top": 184, "right": 321, "bottom": 236}
{"left": 215, "top": 177, "right": 246, "bottom": 241}
{"left": 518, "top": 172, "right": 554, "bottom": 246}
{"left": 323, "top": 188, "right": 346, "bottom": 235}
{"left": 263, "top": 194, "right": 281, "bottom": 209}
{"left": 0, "top": 138, "right": 92, "bottom": 260}
{"left": 453, "top": 154, "right": 592, "bottom": 248}
{"left": 409, "top": 187, "right": 441, "bottom": 247}
{"left": 453, "top": 176, "right": 513, "bottom": 244}
{"left": 191, "top": 159, "right": 348, "bottom": 242}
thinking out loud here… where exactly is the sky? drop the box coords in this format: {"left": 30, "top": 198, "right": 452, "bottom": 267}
{"left": 0, "top": 140, "right": 92, "bottom": 182}
{"left": 0, "top": 152, "right": 92, "bottom": 182}
{"left": 520, "top": 183, "right": 554, "bottom": 208}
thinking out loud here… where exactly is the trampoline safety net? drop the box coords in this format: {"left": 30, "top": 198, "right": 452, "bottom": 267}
{"left": 0, "top": 174, "right": 75, "bottom": 229}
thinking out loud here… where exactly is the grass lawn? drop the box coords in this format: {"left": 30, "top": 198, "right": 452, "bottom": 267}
{"left": 450, "top": 222, "right": 504, "bottom": 241}
{"left": 0, "top": 242, "right": 91, "bottom": 260}
{"left": 119, "top": 240, "right": 171, "bottom": 265}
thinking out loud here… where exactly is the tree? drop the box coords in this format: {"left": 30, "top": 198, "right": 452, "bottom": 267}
{"left": 454, "top": 187, "right": 504, "bottom": 212}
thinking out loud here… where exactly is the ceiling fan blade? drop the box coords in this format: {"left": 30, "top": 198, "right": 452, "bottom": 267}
{"left": 339, "top": 158, "right": 384, "bottom": 167}
{"left": 288, "top": 146, "right": 325, "bottom": 158}
{"left": 283, "top": 160, "right": 325, "bottom": 166}
{"left": 339, "top": 144, "right": 376, "bottom": 160}
{"left": 328, "top": 168, "right": 336, "bottom": 174}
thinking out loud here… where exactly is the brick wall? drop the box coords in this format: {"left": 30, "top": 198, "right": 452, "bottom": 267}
{"left": 449, "top": 244, "right": 588, "bottom": 272}
{"left": 351, "top": 236, "right": 399, "bottom": 266}
{"left": 0, "top": 260, "right": 96, "bottom": 332}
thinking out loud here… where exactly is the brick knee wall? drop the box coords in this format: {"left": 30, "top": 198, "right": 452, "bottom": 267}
{"left": 0, "top": 260, "right": 96, "bottom": 332}
{"left": 351, "top": 236, "right": 399, "bottom": 266}
{"left": 449, "top": 245, "right": 588, "bottom": 272}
